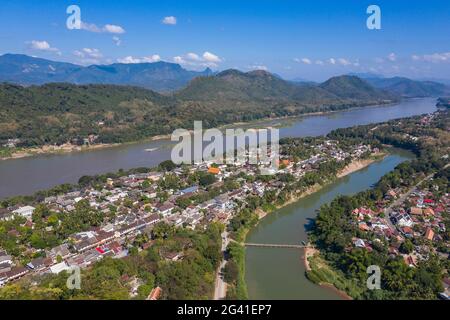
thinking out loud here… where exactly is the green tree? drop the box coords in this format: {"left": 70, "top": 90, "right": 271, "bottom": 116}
{"left": 223, "top": 261, "right": 239, "bottom": 284}
{"left": 399, "top": 239, "right": 414, "bottom": 254}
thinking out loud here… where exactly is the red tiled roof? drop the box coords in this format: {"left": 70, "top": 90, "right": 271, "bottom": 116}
{"left": 148, "top": 286, "right": 162, "bottom": 300}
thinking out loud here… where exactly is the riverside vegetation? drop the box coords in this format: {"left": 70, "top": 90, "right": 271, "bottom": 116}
{"left": 0, "top": 71, "right": 396, "bottom": 151}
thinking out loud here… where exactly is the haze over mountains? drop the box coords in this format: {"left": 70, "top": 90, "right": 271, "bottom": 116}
{"left": 0, "top": 54, "right": 213, "bottom": 92}
{"left": 1, "top": 54, "right": 449, "bottom": 97}
{"left": 348, "top": 73, "right": 450, "bottom": 98}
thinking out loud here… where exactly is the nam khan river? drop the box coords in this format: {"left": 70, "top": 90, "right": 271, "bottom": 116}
{"left": 0, "top": 97, "right": 436, "bottom": 200}
{"left": 244, "top": 148, "right": 415, "bottom": 299}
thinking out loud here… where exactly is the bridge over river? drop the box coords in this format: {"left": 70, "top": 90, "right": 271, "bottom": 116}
{"left": 243, "top": 243, "right": 311, "bottom": 249}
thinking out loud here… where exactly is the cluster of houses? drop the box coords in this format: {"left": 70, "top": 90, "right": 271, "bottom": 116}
{"left": 350, "top": 182, "right": 449, "bottom": 296}
{"left": 348, "top": 111, "right": 450, "bottom": 298}
{"left": 0, "top": 139, "right": 377, "bottom": 292}
{"left": 316, "top": 140, "right": 374, "bottom": 162}
{"left": 0, "top": 212, "right": 161, "bottom": 286}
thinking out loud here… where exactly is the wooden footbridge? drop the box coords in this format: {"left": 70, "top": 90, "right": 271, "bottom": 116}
{"left": 243, "top": 243, "right": 311, "bottom": 249}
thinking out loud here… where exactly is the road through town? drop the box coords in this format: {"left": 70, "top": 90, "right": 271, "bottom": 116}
{"left": 213, "top": 230, "right": 229, "bottom": 300}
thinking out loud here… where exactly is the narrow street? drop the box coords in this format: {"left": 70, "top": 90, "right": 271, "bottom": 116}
{"left": 213, "top": 230, "right": 229, "bottom": 300}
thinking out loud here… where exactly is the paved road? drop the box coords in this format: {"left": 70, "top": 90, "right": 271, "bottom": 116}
{"left": 213, "top": 230, "right": 229, "bottom": 300}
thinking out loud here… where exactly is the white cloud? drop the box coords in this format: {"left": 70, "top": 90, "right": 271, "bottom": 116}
{"left": 186, "top": 52, "right": 201, "bottom": 61}
{"left": 73, "top": 48, "right": 103, "bottom": 64}
{"left": 80, "top": 22, "right": 102, "bottom": 33}
{"left": 144, "top": 55, "right": 162, "bottom": 63}
{"left": 247, "top": 65, "right": 268, "bottom": 71}
{"left": 338, "top": 58, "right": 351, "bottom": 66}
{"left": 162, "top": 16, "right": 177, "bottom": 25}
{"left": 173, "top": 56, "right": 186, "bottom": 64}
{"left": 375, "top": 57, "right": 385, "bottom": 64}
{"left": 293, "top": 57, "right": 312, "bottom": 65}
{"left": 301, "top": 58, "right": 312, "bottom": 65}
{"left": 413, "top": 52, "right": 450, "bottom": 63}
{"left": 103, "top": 24, "right": 125, "bottom": 34}
{"left": 80, "top": 21, "right": 126, "bottom": 34}
{"left": 73, "top": 48, "right": 103, "bottom": 59}
{"left": 30, "top": 40, "right": 51, "bottom": 50}
{"left": 203, "top": 51, "right": 221, "bottom": 63}
{"left": 295, "top": 56, "right": 356, "bottom": 66}
{"left": 117, "top": 56, "right": 141, "bottom": 64}
{"left": 28, "top": 40, "right": 61, "bottom": 55}
{"left": 388, "top": 53, "right": 397, "bottom": 62}
{"left": 112, "top": 36, "right": 121, "bottom": 46}
{"left": 173, "top": 51, "right": 223, "bottom": 68}
{"left": 117, "top": 55, "right": 161, "bottom": 64}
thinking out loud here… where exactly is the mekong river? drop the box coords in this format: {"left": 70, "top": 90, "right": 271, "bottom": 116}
{"left": 0, "top": 97, "right": 436, "bottom": 200}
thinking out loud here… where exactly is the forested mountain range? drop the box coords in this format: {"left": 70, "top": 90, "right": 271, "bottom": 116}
{"left": 0, "top": 69, "right": 397, "bottom": 147}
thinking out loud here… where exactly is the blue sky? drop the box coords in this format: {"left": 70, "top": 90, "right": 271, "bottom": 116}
{"left": 0, "top": 0, "right": 449, "bottom": 81}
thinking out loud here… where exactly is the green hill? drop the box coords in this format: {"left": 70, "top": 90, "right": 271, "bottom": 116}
{"left": 176, "top": 71, "right": 395, "bottom": 112}
{"left": 319, "top": 75, "right": 395, "bottom": 101}
{"left": 0, "top": 71, "right": 398, "bottom": 147}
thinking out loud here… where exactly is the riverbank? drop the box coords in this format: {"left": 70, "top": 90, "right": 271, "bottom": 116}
{"left": 337, "top": 152, "right": 386, "bottom": 178}
{"left": 304, "top": 252, "right": 354, "bottom": 300}
{"left": 255, "top": 153, "right": 386, "bottom": 220}
{"left": 1, "top": 100, "right": 399, "bottom": 161}
{"left": 241, "top": 153, "right": 387, "bottom": 299}
{"left": 0, "top": 131, "right": 174, "bottom": 161}
{"left": 303, "top": 246, "right": 318, "bottom": 272}
{"left": 0, "top": 143, "right": 120, "bottom": 161}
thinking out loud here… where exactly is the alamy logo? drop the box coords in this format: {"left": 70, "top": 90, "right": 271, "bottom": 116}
{"left": 366, "top": 5, "right": 381, "bottom": 30}
{"left": 171, "top": 121, "right": 279, "bottom": 175}
{"left": 366, "top": 265, "right": 381, "bottom": 290}
{"left": 66, "top": 266, "right": 81, "bottom": 290}
{"left": 66, "top": 5, "right": 81, "bottom": 30}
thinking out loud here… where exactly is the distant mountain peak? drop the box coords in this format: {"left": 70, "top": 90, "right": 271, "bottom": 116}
{"left": 347, "top": 72, "right": 385, "bottom": 79}
{"left": 203, "top": 67, "right": 213, "bottom": 74}
{"left": 217, "top": 69, "right": 244, "bottom": 77}
{"left": 246, "top": 69, "right": 273, "bottom": 77}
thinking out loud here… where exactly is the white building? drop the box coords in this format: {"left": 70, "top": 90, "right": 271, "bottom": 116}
{"left": 12, "top": 206, "right": 35, "bottom": 219}
{"left": 50, "top": 261, "right": 71, "bottom": 274}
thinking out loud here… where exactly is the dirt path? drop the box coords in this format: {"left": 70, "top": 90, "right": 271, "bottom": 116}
{"left": 303, "top": 246, "right": 319, "bottom": 272}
